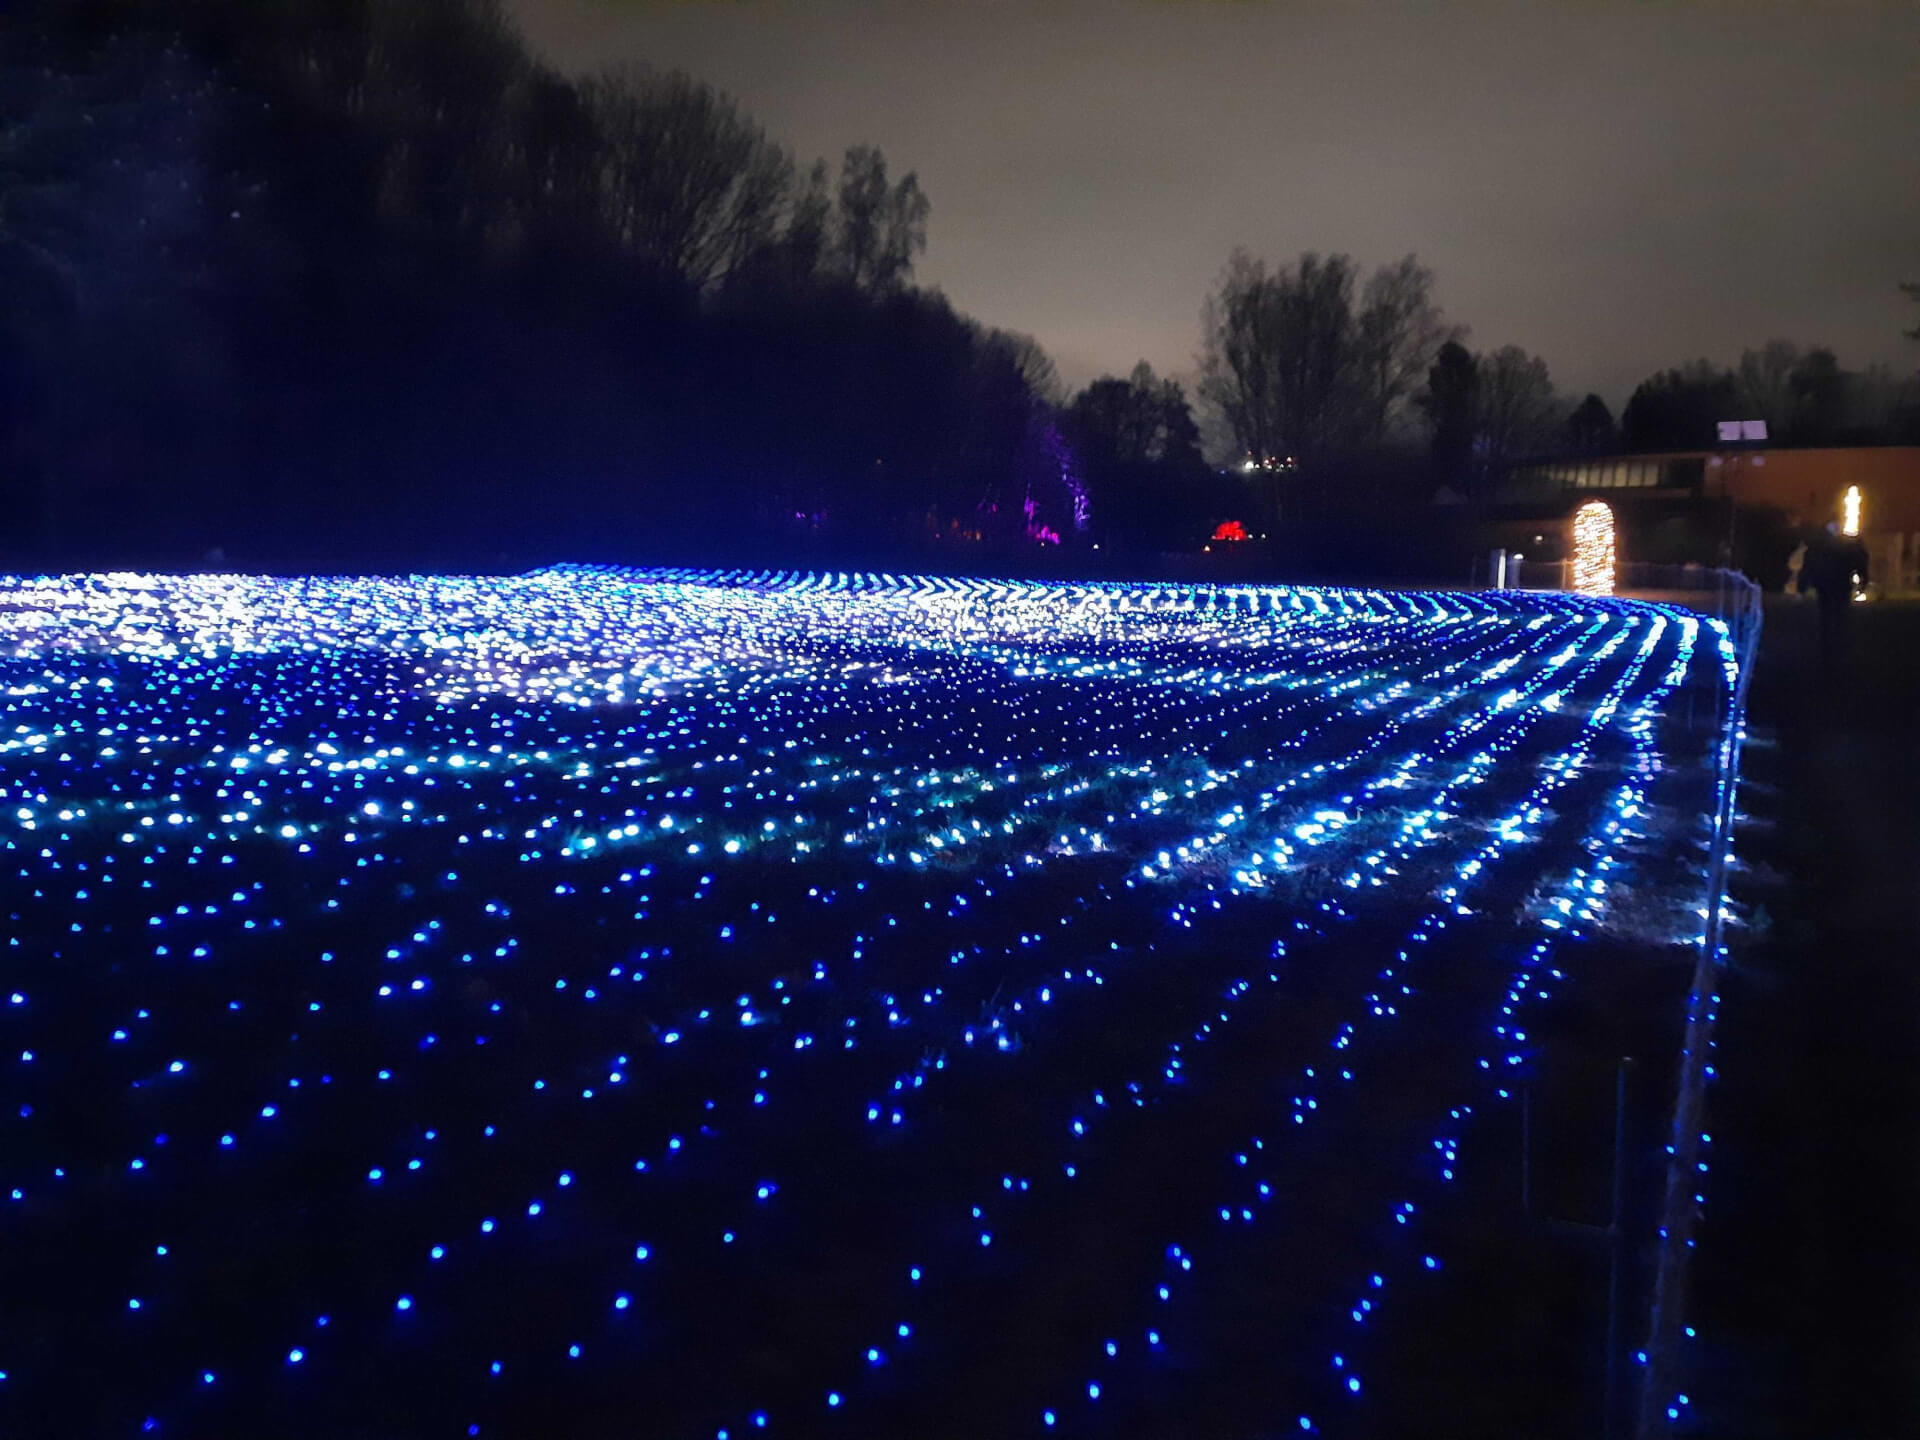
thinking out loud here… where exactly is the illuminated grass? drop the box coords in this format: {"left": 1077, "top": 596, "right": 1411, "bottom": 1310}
{"left": 0, "top": 566, "right": 1723, "bottom": 1438}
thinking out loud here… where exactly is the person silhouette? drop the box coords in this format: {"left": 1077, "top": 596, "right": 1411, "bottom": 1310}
{"left": 1784, "top": 540, "right": 1807, "bottom": 598}
{"left": 1803, "top": 520, "right": 1868, "bottom": 666}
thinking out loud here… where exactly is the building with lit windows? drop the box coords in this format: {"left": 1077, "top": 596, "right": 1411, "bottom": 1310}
{"left": 1495, "top": 444, "right": 1920, "bottom": 592}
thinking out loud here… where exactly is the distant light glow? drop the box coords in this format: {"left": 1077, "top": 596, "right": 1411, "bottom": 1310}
{"left": 0, "top": 563, "right": 1723, "bottom": 1437}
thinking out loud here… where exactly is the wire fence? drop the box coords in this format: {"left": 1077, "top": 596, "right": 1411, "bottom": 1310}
{"left": 1509, "top": 558, "right": 1763, "bottom": 1437}
{"left": 1628, "top": 567, "right": 1758, "bottom": 1439}
{"left": 1512, "top": 557, "right": 1761, "bottom": 741}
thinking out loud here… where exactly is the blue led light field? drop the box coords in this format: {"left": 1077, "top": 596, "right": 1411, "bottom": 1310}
{"left": 0, "top": 566, "right": 1731, "bottom": 1438}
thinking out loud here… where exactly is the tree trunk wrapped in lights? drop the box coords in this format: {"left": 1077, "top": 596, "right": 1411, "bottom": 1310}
{"left": 1572, "top": 500, "right": 1617, "bottom": 597}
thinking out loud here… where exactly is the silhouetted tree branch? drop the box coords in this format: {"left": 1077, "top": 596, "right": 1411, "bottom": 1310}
{"left": 834, "top": 144, "right": 928, "bottom": 293}
{"left": 1200, "top": 248, "right": 1456, "bottom": 483}
{"left": 1474, "top": 344, "right": 1558, "bottom": 472}
{"left": 581, "top": 64, "right": 793, "bottom": 292}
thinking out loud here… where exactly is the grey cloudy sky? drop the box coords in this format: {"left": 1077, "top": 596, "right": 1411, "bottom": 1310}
{"left": 509, "top": 0, "right": 1920, "bottom": 407}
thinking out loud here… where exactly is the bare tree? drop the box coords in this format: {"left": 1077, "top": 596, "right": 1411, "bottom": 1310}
{"left": 1475, "top": 345, "right": 1558, "bottom": 470}
{"left": 1623, "top": 360, "right": 1739, "bottom": 450}
{"left": 1198, "top": 250, "right": 1284, "bottom": 466}
{"left": 1063, "top": 361, "right": 1212, "bottom": 550}
{"left": 1199, "top": 249, "right": 1362, "bottom": 466}
{"left": 1736, "top": 338, "right": 1802, "bottom": 435}
{"left": 1844, "top": 361, "right": 1920, "bottom": 439}
{"left": 1069, "top": 362, "right": 1184, "bottom": 466}
{"left": 784, "top": 158, "right": 834, "bottom": 280}
{"left": 834, "top": 145, "right": 928, "bottom": 292}
{"left": 1416, "top": 340, "right": 1479, "bottom": 487}
{"left": 1560, "top": 393, "right": 1618, "bottom": 454}
{"left": 580, "top": 64, "right": 793, "bottom": 291}
{"left": 1201, "top": 248, "right": 1457, "bottom": 468}
{"left": 1354, "top": 254, "right": 1460, "bottom": 439}
{"left": 987, "top": 328, "right": 1064, "bottom": 407}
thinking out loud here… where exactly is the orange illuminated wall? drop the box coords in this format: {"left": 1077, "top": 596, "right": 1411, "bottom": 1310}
{"left": 1710, "top": 447, "right": 1920, "bottom": 531}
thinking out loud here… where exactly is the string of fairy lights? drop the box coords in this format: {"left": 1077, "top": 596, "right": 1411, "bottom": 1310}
{"left": 0, "top": 566, "right": 1728, "bottom": 1438}
{"left": 1572, "top": 500, "right": 1618, "bottom": 598}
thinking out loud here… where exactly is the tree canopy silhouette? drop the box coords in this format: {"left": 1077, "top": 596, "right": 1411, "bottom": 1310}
{"left": 1560, "top": 393, "right": 1618, "bottom": 455}
{"left": 0, "top": 0, "right": 1075, "bottom": 568}
{"left": 1198, "top": 248, "right": 1455, "bottom": 504}
{"left": 1417, "top": 341, "right": 1478, "bottom": 492}
{"left": 1063, "top": 362, "right": 1223, "bottom": 553}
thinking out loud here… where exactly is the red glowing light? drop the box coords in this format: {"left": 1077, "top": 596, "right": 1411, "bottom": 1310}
{"left": 1211, "top": 520, "right": 1250, "bottom": 542}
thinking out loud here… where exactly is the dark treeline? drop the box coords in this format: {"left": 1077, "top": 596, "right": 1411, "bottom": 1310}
{"left": 0, "top": 0, "right": 1090, "bottom": 570}
{"left": 3, "top": 0, "right": 1917, "bottom": 577}
{"left": 1619, "top": 342, "right": 1920, "bottom": 453}
{"left": 1197, "top": 247, "right": 1920, "bottom": 510}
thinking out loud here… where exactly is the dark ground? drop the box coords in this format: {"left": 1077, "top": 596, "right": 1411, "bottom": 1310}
{"left": 1689, "top": 598, "right": 1920, "bottom": 1437}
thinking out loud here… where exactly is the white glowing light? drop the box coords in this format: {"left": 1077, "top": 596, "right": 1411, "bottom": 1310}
{"left": 1571, "top": 501, "right": 1617, "bottom": 598}
{"left": 0, "top": 563, "right": 1728, "bottom": 1437}
{"left": 1841, "top": 484, "right": 1861, "bottom": 537}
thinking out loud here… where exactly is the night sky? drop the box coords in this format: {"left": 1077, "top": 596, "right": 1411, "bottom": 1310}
{"left": 510, "top": 0, "right": 1920, "bottom": 406}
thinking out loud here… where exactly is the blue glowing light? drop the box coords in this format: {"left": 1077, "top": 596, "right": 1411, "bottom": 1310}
{"left": 0, "top": 566, "right": 1732, "bottom": 1438}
